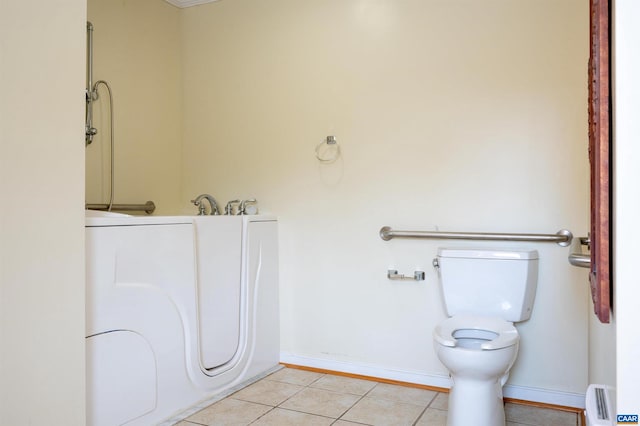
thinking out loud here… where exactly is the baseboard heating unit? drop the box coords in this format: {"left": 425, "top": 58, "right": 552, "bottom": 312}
{"left": 585, "top": 384, "right": 616, "bottom": 426}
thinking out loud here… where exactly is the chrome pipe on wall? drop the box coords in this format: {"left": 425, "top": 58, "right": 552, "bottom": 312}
{"left": 83, "top": 22, "right": 154, "bottom": 214}
{"left": 85, "top": 21, "right": 97, "bottom": 145}
{"left": 85, "top": 22, "right": 116, "bottom": 211}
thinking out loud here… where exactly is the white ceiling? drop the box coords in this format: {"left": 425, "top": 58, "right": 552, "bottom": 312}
{"left": 164, "top": 0, "right": 220, "bottom": 8}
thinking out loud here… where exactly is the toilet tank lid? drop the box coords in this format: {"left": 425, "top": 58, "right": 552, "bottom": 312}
{"left": 437, "top": 248, "right": 539, "bottom": 260}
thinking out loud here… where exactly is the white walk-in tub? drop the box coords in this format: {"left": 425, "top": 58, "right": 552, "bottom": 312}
{"left": 85, "top": 212, "right": 279, "bottom": 425}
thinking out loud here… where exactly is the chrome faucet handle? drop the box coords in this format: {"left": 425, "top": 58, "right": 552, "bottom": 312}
{"left": 190, "top": 198, "right": 206, "bottom": 215}
{"left": 239, "top": 198, "right": 258, "bottom": 215}
{"left": 225, "top": 200, "right": 241, "bottom": 215}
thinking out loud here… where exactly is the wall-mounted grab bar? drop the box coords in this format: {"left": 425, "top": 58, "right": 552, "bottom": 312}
{"left": 86, "top": 201, "right": 156, "bottom": 214}
{"left": 379, "top": 226, "right": 573, "bottom": 247}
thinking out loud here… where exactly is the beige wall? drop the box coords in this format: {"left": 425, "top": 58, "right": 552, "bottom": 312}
{"left": 0, "top": 0, "right": 616, "bottom": 419}
{"left": 87, "top": 0, "right": 183, "bottom": 214}
{"left": 0, "top": 1, "right": 86, "bottom": 424}
{"left": 180, "top": 0, "right": 591, "bottom": 398}
{"left": 88, "top": 0, "right": 592, "bottom": 402}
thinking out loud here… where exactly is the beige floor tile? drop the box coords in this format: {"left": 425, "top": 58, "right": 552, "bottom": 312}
{"left": 175, "top": 373, "right": 579, "bottom": 426}
{"left": 341, "top": 396, "right": 426, "bottom": 426}
{"left": 367, "top": 383, "right": 437, "bottom": 406}
{"left": 429, "top": 393, "right": 448, "bottom": 411}
{"left": 266, "top": 367, "right": 324, "bottom": 386}
{"left": 415, "top": 408, "right": 447, "bottom": 426}
{"left": 505, "top": 403, "right": 578, "bottom": 426}
{"left": 310, "top": 374, "right": 377, "bottom": 395}
{"left": 185, "top": 398, "right": 271, "bottom": 425}
{"left": 280, "top": 387, "right": 360, "bottom": 418}
{"left": 230, "top": 379, "right": 303, "bottom": 406}
{"left": 251, "top": 408, "right": 333, "bottom": 426}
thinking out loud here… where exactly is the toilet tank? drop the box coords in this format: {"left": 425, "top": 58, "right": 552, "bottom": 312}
{"left": 437, "top": 248, "right": 539, "bottom": 322}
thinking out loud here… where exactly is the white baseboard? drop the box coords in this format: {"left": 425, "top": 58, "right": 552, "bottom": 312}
{"left": 280, "top": 352, "right": 585, "bottom": 409}
{"left": 280, "top": 352, "right": 452, "bottom": 389}
{"left": 502, "top": 385, "right": 585, "bottom": 410}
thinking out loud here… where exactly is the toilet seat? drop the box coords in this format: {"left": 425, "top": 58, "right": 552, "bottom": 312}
{"left": 433, "top": 315, "right": 519, "bottom": 350}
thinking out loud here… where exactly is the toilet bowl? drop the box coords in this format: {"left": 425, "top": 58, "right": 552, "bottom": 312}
{"left": 432, "top": 248, "right": 539, "bottom": 426}
{"left": 434, "top": 315, "right": 520, "bottom": 426}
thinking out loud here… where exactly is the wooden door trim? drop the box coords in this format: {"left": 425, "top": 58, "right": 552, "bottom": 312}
{"left": 588, "top": 0, "right": 611, "bottom": 323}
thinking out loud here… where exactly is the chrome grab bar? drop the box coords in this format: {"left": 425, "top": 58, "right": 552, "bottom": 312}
{"left": 86, "top": 201, "right": 156, "bottom": 214}
{"left": 568, "top": 236, "right": 591, "bottom": 268}
{"left": 379, "top": 226, "right": 573, "bottom": 247}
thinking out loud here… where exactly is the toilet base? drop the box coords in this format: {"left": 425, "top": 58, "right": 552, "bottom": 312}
{"left": 447, "top": 375, "right": 506, "bottom": 426}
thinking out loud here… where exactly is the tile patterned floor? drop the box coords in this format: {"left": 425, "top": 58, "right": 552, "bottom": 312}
{"left": 174, "top": 367, "right": 582, "bottom": 426}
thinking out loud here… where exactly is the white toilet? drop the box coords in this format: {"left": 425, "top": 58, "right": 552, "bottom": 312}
{"left": 433, "top": 248, "right": 539, "bottom": 426}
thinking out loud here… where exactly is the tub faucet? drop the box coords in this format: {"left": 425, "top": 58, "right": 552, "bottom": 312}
{"left": 191, "top": 194, "right": 220, "bottom": 215}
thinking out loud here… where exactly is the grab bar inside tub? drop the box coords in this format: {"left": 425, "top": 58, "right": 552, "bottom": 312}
{"left": 86, "top": 201, "right": 156, "bottom": 214}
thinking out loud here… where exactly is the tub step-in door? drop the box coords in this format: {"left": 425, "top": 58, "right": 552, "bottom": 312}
{"left": 194, "top": 217, "right": 243, "bottom": 370}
